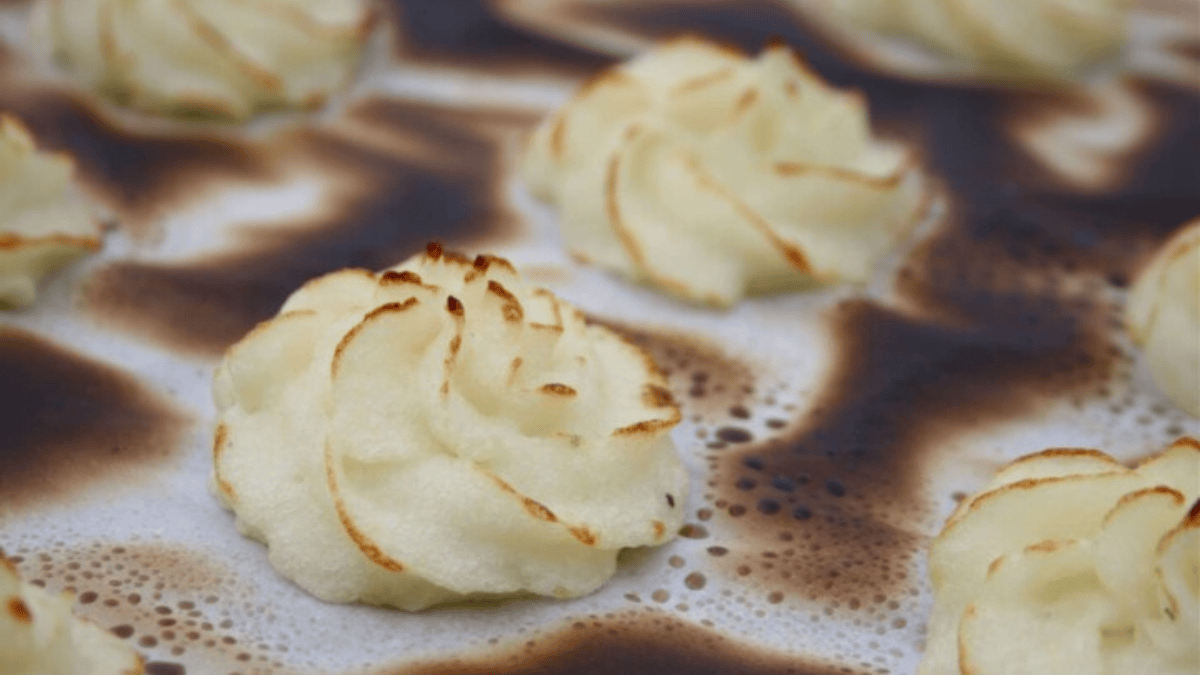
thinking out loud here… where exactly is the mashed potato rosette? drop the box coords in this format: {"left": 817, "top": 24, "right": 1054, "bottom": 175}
{"left": 211, "top": 244, "right": 688, "bottom": 610}
{"left": 1127, "top": 220, "right": 1200, "bottom": 417}
{"left": 522, "top": 37, "right": 925, "bottom": 307}
{"left": 1, "top": 555, "right": 143, "bottom": 675}
{"left": 0, "top": 115, "right": 101, "bottom": 309}
{"left": 920, "top": 438, "right": 1200, "bottom": 675}
{"left": 32, "top": 0, "right": 375, "bottom": 118}
{"left": 825, "top": 0, "right": 1129, "bottom": 79}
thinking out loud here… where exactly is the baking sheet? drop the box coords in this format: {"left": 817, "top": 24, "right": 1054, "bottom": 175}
{"left": 2, "top": 1, "right": 1198, "bottom": 674}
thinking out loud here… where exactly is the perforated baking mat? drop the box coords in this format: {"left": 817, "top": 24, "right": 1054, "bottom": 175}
{"left": 2, "top": 1, "right": 1198, "bottom": 674}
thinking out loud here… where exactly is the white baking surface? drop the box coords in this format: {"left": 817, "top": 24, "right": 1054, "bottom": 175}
{"left": 1, "top": 2, "right": 1197, "bottom": 674}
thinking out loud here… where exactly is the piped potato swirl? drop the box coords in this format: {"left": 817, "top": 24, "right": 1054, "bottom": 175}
{"left": 522, "top": 37, "right": 926, "bottom": 307}
{"left": 1, "top": 556, "right": 143, "bottom": 675}
{"left": 212, "top": 244, "right": 688, "bottom": 610}
{"left": 32, "top": 0, "right": 376, "bottom": 118}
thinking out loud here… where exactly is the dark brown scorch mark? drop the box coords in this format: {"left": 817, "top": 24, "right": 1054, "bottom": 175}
{"left": 83, "top": 99, "right": 531, "bottom": 356}
{"left": 1174, "top": 39, "right": 1200, "bottom": 63}
{"left": 872, "top": 78, "right": 1200, "bottom": 294}
{"left": 0, "top": 328, "right": 189, "bottom": 511}
{"left": 392, "top": 612, "right": 865, "bottom": 675}
{"left": 381, "top": 0, "right": 612, "bottom": 74}
{"left": 0, "top": 90, "right": 268, "bottom": 229}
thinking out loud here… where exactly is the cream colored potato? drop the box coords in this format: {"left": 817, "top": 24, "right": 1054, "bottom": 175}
{"left": 989, "top": 447, "right": 1123, "bottom": 487}
{"left": 0, "top": 555, "right": 143, "bottom": 675}
{"left": 1127, "top": 219, "right": 1200, "bottom": 417}
{"left": 522, "top": 37, "right": 926, "bottom": 307}
{"left": 32, "top": 0, "right": 375, "bottom": 119}
{"left": 0, "top": 115, "right": 101, "bottom": 309}
{"left": 825, "top": 0, "right": 1129, "bottom": 79}
{"left": 957, "top": 540, "right": 1119, "bottom": 675}
{"left": 919, "top": 437, "right": 1200, "bottom": 675}
{"left": 211, "top": 245, "right": 689, "bottom": 610}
